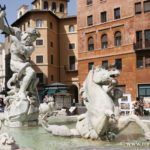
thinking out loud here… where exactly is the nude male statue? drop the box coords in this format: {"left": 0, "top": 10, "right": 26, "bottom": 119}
{"left": 0, "top": 9, "right": 40, "bottom": 100}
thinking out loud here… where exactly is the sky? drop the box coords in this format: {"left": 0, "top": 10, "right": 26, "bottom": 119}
{"left": 0, "top": 0, "right": 76, "bottom": 42}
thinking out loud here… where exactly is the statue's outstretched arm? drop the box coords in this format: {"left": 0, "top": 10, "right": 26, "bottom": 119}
{"left": 0, "top": 10, "right": 15, "bottom": 35}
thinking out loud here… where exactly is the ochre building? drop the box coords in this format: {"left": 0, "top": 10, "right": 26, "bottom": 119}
{"left": 77, "top": 0, "right": 150, "bottom": 100}
{"left": 11, "top": 0, "right": 79, "bottom": 101}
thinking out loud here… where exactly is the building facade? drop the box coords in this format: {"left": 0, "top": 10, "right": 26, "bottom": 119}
{"left": 10, "top": 0, "right": 79, "bottom": 101}
{"left": 77, "top": 0, "right": 150, "bottom": 100}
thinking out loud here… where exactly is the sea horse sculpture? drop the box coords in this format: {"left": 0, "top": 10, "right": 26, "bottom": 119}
{"left": 42, "top": 65, "right": 150, "bottom": 141}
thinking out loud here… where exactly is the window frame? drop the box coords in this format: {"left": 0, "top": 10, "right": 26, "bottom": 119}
{"left": 114, "top": 7, "right": 121, "bottom": 20}
{"left": 69, "top": 25, "right": 75, "bottom": 32}
{"left": 36, "top": 39, "right": 44, "bottom": 46}
{"left": 101, "top": 11, "right": 107, "bottom": 23}
{"left": 135, "top": 2, "right": 142, "bottom": 14}
{"left": 88, "top": 62, "right": 94, "bottom": 71}
{"left": 69, "top": 56, "right": 76, "bottom": 71}
{"left": 60, "top": 3, "right": 65, "bottom": 12}
{"left": 43, "top": 1, "right": 49, "bottom": 10}
{"left": 51, "top": 54, "right": 54, "bottom": 65}
{"left": 87, "top": 0, "right": 92, "bottom": 5}
{"left": 36, "top": 19, "right": 43, "bottom": 28}
{"left": 52, "top": 2, "right": 56, "bottom": 12}
{"left": 36, "top": 55, "right": 43, "bottom": 63}
{"left": 138, "top": 84, "right": 150, "bottom": 97}
{"left": 144, "top": 1, "right": 150, "bottom": 13}
{"left": 115, "top": 58, "right": 122, "bottom": 70}
{"left": 136, "top": 56, "right": 144, "bottom": 68}
{"left": 114, "top": 31, "right": 121, "bottom": 47}
{"left": 88, "top": 37, "right": 94, "bottom": 51}
{"left": 87, "top": 15, "right": 93, "bottom": 26}
{"left": 102, "top": 60, "right": 108, "bottom": 69}
{"left": 144, "top": 29, "right": 150, "bottom": 48}
{"left": 69, "top": 43, "right": 75, "bottom": 50}
{"left": 101, "top": 34, "right": 108, "bottom": 49}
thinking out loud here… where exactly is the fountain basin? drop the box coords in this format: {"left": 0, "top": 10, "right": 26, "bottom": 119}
{"left": 0, "top": 122, "right": 149, "bottom": 150}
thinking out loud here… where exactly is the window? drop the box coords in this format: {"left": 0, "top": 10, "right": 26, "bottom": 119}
{"left": 36, "top": 19, "right": 43, "bottom": 28}
{"left": 114, "top": 8, "right": 120, "bottom": 19}
{"left": 69, "top": 25, "right": 75, "bottom": 32}
{"left": 88, "top": 37, "right": 94, "bottom": 51}
{"left": 145, "top": 30, "right": 150, "bottom": 48}
{"left": 102, "top": 60, "right": 108, "bottom": 69}
{"left": 115, "top": 31, "right": 121, "bottom": 47}
{"left": 136, "top": 56, "right": 144, "bottom": 68}
{"left": 19, "top": 11, "right": 22, "bottom": 17}
{"left": 115, "top": 59, "right": 122, "bottom": 70}
{"left": 88, "top": 62, "right": 94, "bottom": 71}
{"left": 28, "top": 21, "right": 30, "bottom": 27}
{"left": 144, "top": 1, "right": 150, "bottom": 13}
{"left": 51, "top": 55, "right": 53, "bottom": 64}
{"left": 43, "top": 1, "right": 48, "bottom": 10}
{"left": 87, "top": 0, "right": 92, "bottom": 5}
{"left": 69, "top": 56, "right": 76, "bottom": 71}
{"left": 101, "top": 11, "right": 107, "bottom": 23}
{"left": 51, "top": 75, "right": 54, "bottom": 81}
{"left": 52, "top": 2, "right": 56, "bottom": 12}
{"left": 101, "top": 34, "right": 108, "bottom": 49}
{"left": 87, "top": 15, "right": 93, "bottom": 26}
{"left": 36, "top": 39, "right": 43, "bottom": 46}
{"left": 145, "top": 56, "right": 150, "bottom": 67}
{"left": 50, "top": 41, "right": 53, "bottom": 47}
{"left": 36, "top": 56, "right": 43, "bottom": 63}
{"left": 36, "top": 73, "right": 44, "bottom": 84}
{"left": 50, "top": 22, "right": 53, "bottom": 29}
{"left": 138, "top": 85, "right": 150, "bottom": 97}
{"left": 69, "top": 43, "right": 75, "bottom": 49}
{"left": 136, "top": 31, "right": 142, "bottom": 49}
{"left": 60, "top": 3, "right": 64, "bottom": 12}
{"left": 135, "top": 2, "right": 141, "bottom": 14}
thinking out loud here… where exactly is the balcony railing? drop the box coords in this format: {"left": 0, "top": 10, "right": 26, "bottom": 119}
{"left": 64, "top": 65, "right": 78, "bottom": 72}
{"left": 134, "top": 41, "right": 150, "bottom": 50}
{"left": 134, "top": 42, "right": 142, "bottom": 50}
{"left": 145, "top": 41, "right": 150, "bottom": 48}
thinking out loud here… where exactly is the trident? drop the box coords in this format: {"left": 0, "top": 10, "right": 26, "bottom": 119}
{"left": 0, "top": 4, "right": 13, "bottom": 34}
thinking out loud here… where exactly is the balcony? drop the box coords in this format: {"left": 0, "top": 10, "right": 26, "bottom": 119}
{"left": 145, "top": 41, "right": 150, "bottom": 49}
{"left": 134, "top": 42, "right": 142, "bottom": 50}
{"left": 134, "top": 41, "right": 150, "bottom": 51}
{"left": 64, "top": 65, "right": 78, "bottom": 73}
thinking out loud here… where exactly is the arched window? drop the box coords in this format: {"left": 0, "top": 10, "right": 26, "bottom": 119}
{"left": 101, "top": 34, "right": 108, "bottom": 49}
{"left": 115, "top": 31, "right": 121, "bottom": 47}
{"left": 52, "top": 2, "right": 56, "bottom": 12}
{"left": 43, "top": 1, "right": 48, "bottom": 10}
{"left": 88, "top": 37, "right": 94, "bottom": 51}
{"left": 69, "top": 25, "right": 75, "bottom": 32}
{"left": 60, "top": 3, "right": 64, "bottom": 12}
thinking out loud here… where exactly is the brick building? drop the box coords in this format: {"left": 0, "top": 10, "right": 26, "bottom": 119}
{"left": 77, "top": 0, "right": 150, "bottom": 100}
{"left": 9, "top": 0, "right": 79, "bottom": 101}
